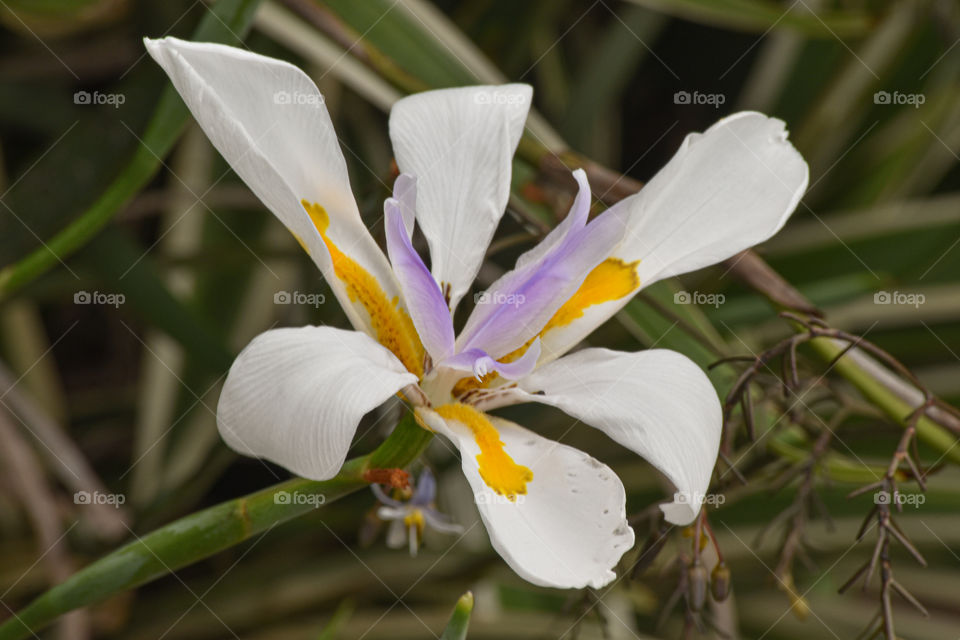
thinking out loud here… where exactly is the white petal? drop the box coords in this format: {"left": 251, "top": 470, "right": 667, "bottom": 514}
{"left": 618, "top": 111, "right": 808, "bottom": 282}
{"left": 386, "top": 519, "right": 407, "bottom": 549}
{"left": 144, "top": 38, "right": 403, "bottom": 338}
{"left": 534, "top": 112, "right": 807, "bottom": 365}
{"left": 417, "top": 408, "right": 633, "bottom": 588}
{"left": 389, "top": 84, "right": 532, "bottom": 312}
{"left": 495, "top": 348, "right": 722, "bottom": 526}
{"left": 377, "top": 506, "right": 406, "bottom": 520}
{"left": 217, "top": 327, "right": 417, "bottom": 480}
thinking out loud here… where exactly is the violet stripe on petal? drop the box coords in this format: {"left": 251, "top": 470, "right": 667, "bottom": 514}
{"left": 456, "top": 169, "right": 626, "bottom": 359}
{"left": 384, "top": 197, "right": 456, "bottom": 362}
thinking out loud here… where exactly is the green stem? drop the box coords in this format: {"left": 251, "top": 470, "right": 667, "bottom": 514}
{"left": 767, "top": 427, "right": 890, "bottom": 483}
{"left": 0, "top": 414, "right": 432, "bottom": 640}
{"left": 0, "top": 0, "right": 263, "bottom": 299}
{"left": 807, "top": 337, "right": 960, "bottom": 463}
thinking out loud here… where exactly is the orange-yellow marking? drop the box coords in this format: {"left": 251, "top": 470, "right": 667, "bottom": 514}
{"left": 541, "top": 257, "right": 640, "bottom": 331}
{"left": 452, "top": 258, "right": 639, "bottom": 396}
{"left": 434, "top": 403, "right": 532, "bottom": 500}
{"left": 301, "top": 200, "right": 424, "bottom": 377}
{"left": 403, "top": 508, "right": 425, "bottom": 536}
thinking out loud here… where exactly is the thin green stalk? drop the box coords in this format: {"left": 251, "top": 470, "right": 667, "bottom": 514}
{"left": 807, "top": 337, "right": 960, "bottom": 463}
{"left": 0, "top": 414, "right": 432, "bottom": 640}
{"left": 0, "top": 0, "right": 263, "bottom": 299}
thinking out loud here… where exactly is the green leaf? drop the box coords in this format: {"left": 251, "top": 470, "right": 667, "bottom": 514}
{"left": 0, "top": 414, "right": 432, "bottom": 640}
{"left": 440, "top": 591, "right": 474, "bottom": 640}
{"left": 81, "top": 226, "right": 235, "bottom": 374}
{"left": 0, "top": 0, "right": 263, "bottom": 299}
{"left": 622, "top": 0, "right": 872, "bottom": 38}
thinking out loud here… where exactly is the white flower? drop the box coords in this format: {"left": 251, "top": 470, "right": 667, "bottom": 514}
{"left": 145, "top": 37, "right": 808, "bottom": 590}
{"left": 372, "top": 469, "right": 463, "bottom": 557}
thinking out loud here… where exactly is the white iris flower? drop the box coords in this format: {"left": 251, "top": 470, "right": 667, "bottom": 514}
{"left": 145, "top": 37, "right": 807, "bottom": 590}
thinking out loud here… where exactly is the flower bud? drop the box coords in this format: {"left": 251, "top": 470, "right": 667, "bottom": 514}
{"left": 687, "top": 563, "right": 708, "bottom": 612}
{"left": 710, "top": 562, "right": 731, "bottom": 601}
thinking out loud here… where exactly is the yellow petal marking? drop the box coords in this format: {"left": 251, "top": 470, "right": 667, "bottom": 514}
{"left": 403, "top": 508, "right": 425, "bottom": 536}
{"left": 452, "top": 257, "right": 639, "bottom": 397}
{"left": 301, "top": 200, "right": 424, "bottom": 377}
{"left": 434, "top": 403, "right": 532, "bottom": 501}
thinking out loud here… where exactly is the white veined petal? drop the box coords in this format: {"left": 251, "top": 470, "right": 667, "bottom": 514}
{"left": 144, "top": 37, "right": 402, "bottom": 338}
{"left": 389, "top": 84, "right": 532, "bottom": 313}
{"left": 501, "top": 348, "right": 722, "bottom": 525}
{"left": 533, "top": 112, "right": 807, "bottom": 365}
{"left": 417, "top": 408, "right": 634, "bottom": 588}
{"left": 217, "top": 326, "right": 417, "bottom": 481}
{"left": 618, "top": 111, "right": 808, "bottom": 282}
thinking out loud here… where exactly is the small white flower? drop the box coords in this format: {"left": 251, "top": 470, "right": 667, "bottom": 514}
{"left": 146, "top": 37, "right": 808, "bottom": 589}
{"left": 372, "top": 469, "right": 463, "bottom": 557}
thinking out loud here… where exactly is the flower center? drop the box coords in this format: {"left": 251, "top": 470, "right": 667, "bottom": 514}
{"left": 434, "top": 403, "right": 532, "bottom": 501}
{"left": 403, "top": 508, "right": 425, "bottom": 535}
{"left": 301, "top": 200, "right": 424, "bottom": 377}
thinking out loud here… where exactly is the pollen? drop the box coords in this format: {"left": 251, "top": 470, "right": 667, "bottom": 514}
{"left": 403, "top": 508, "right": 425, "bottom": 536}
{"left": 451, "top": 258, "right": 639, "bottom": 396}
{"left": 434, "top": 403, "right": 532, "bottom": 500}
{"left": 301, "top": 200, "right": 424, "bottom": 377}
